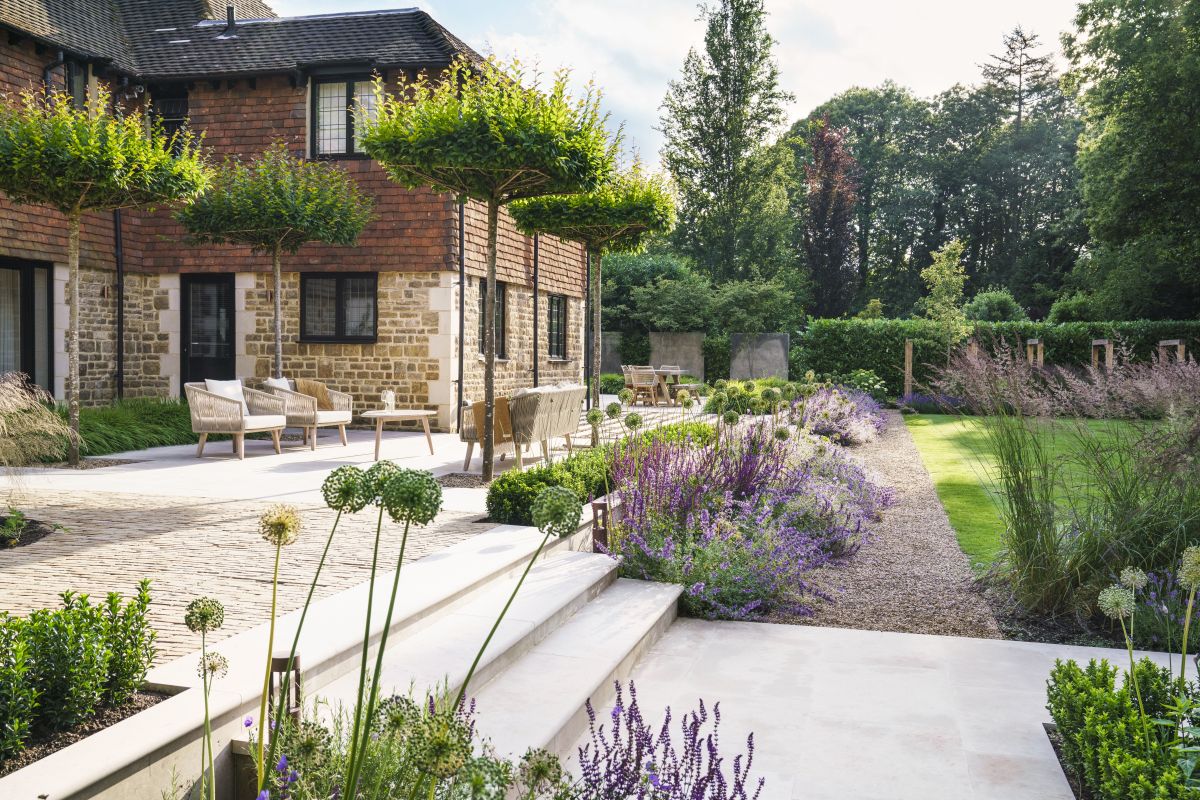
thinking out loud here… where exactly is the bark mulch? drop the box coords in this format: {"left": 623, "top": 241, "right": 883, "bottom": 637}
{"left": 783, "top": 409, "right": 1003, "bottom": 639}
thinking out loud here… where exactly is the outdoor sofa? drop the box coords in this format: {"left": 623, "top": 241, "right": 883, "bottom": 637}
{"left": 460, "top": 383, "right": 587, "bottom": 470}
{"left": 184, "top": 380, "right": 286, "bottom": 459}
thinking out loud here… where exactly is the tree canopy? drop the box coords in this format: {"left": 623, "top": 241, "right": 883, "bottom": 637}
{"left": 360, "top": 57, "right": 618, "bottom": 204}
{"left": 176, "top": 141, "right": 373, "bottom": 255}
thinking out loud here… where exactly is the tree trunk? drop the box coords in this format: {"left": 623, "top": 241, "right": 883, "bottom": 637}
{"left": 67, "top": 214, "right": 81, "bottom": 466}
{"left": 482, "top": 199, "right": 499, "bottom": 482}
{"left": 590, "top": 248, "right": 602, "bottom": 410}
{"left": 272, "top": 247, "right": 283, "bottom": 379}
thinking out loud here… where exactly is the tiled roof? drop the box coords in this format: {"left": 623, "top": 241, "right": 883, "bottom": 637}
{"left": 0, "top": 1, "right": 481, "bottom": 80}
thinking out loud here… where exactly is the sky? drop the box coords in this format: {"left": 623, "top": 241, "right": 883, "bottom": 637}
{"left": 272, "top": 0, "right": 1082, "bottom": 162}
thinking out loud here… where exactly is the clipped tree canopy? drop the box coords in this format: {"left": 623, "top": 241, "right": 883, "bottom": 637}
{"left": 0, "top": 88, "right": 209, "bottom": 215}
{"left": 509, "top": 166, "right": 676, "bottom": 254}
{"left": 177, "top": 142, "right": 374, "bottom": 255}
{"left": 359, "top": 58, "right": 617, "bottom": 203}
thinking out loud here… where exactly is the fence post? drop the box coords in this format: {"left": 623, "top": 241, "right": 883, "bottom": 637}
{"left": 1026, "top": 338, "right": 1044, "bottom": 368}
{"left": 1091, "top": 339, "right": 1113, "bottom": 373}
{"left": 903, "top": 338, "right": 913, "bottom": 398}
{"left": 1158, "top": 339, "right": 1186, "bottom": 362}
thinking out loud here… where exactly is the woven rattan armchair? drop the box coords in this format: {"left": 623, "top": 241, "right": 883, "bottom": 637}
{"left": 461, "top": 384, "right": 586, "bottom": 471}
{"left": 265, "top": 383, "right": 353, "bottom": 450}
{"left": 184, "top": 382, "right": 286, "bottom": 459}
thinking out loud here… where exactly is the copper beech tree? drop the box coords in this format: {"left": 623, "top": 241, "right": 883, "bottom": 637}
{"left": 360, "top": 57, "right": 617, "bottom": 480}
{"left": 0, "top": 88, "right": 209, "bottom": 464}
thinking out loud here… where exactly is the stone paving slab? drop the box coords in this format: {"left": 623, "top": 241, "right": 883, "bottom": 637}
{"left": 0, "top": 489, "right": 488, "bottom": 660}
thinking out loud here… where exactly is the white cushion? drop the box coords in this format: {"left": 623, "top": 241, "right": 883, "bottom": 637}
{"left": 205, "top": 379, "right": 248, "bottom": 414}
{"left": 263, "top": 377, "right": 292, "bottom": 391}
{"left": 243, "top": 414, "right": 285, "bottom": 431}
{"left": 316, "top": 410, "right": 352, "bottom": 425}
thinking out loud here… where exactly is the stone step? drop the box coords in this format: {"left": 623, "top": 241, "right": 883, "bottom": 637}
{"left": 315, "top": 550, "right": 620, "bottom": 708}
{"left": 469, "top": 577, "right": 683, "bottom": 760}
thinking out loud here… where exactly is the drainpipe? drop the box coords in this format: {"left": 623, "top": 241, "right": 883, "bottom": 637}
{"left": 532, "top": 234, "right": 539, "bottom": 388}
{"left": 584, "top": 251, "right": 592, "bottom": 410}
{"left": 113, "top": 210, "right": 125, "bottom": 400}
{"left": 456, "top": 200, "right": 466, "bottom": 432}
{"left": 42, "top": 50, "right": 65, "bottom": 94}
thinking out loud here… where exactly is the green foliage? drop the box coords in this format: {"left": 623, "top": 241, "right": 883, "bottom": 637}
{"left": 790, "top": 318, "right": 1200, "bottom": 397}
{"left": 1, "top": 507, "right": 28, "bottom": 548}
{"left": 1048, "top": 291, "right": 1098, "bottom": 323}
{"left": 856, "top": 299, "right": 885, "bottom": 319}
{"left": 35, "top": 398, "right": 201, "bottom": 460}
{"left": 629, "top": 270, "right": 713, "bottom": 333}
{"left": 921, "top": 239, "right": 971, "bottom": 353}
{"left": 618, "top": 331, "right": 651, "bottom": 366}
{"left": 0, "top": 615, "right": 35, "bottom": 759}
{"left": 176, "top": 142, "right": 373, "bottom": 255}
{"left": 1046, "top": 657, "right": 1190, "bottom": 799}
{"left": 703, "top": 335, "right": 731, "bottom": 381}
{"left": 599, "top": 374, "right": 626, "bottom": 395}
{"left": 710, "top": 278, "right": 800, "bottom": 335}
{"left": 0, "top": 88, "right": 208, "bottom": 216}
{"left": 1065, "top": 0, "right": 1200, "bottom": 320}
{"left": 486, "top": 449, "right": 609, "bottom": 526}
{"left": 0, "top": 373, "right": 74, "bottom": 470}
{"left": 510, "top": 164, "right": 675, "bottom": 255}
{"left": 600, "top": 246, "right": 691, "bottom": 333}
{"left": 963, "top": 287, "right": 1028, "bottom": 321}
{"left": 100, "top": 580, "right": 156, "bottom": 707}
{"left": 360, "top": 58, "right": 616, "bottom": 204}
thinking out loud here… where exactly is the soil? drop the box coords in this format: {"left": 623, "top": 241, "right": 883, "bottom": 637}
{"left": 0, "top": 515, "right": 61, "bottom": 549}
{"left": 0, "top": 691, "right": 168, "bottom": 777}
{"left": 40, "top": 458, "right": 141, "bottom": 470}
{"left": 437, "top": 473, "right": 488, "bottom": 489}
{"left": 785, "top": 410, "right": 1004, "bottom": 638}
{"left": 1045, "top": 723, "right": 1092, "bottom": 800}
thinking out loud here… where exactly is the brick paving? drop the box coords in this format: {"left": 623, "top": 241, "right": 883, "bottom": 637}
{"left": 0, "top": 490, "right": 489, "bottom": 660}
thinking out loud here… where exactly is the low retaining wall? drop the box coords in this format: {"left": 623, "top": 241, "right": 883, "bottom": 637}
{"left": 649, "top": 332, "right": 705, "bottom": 381}
{"left": 730, "top": 333, "right": 790, "bottom": 380}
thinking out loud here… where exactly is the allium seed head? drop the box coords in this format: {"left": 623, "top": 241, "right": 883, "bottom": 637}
{"left": 605, "top": 402, "right": 622, "bottom": 420}
{"left": 363, "top": 460, "right": 401, "bottom": 505}
{"left": 1120, "top": 567, "right": 1148, "bottom": 592}
{"left": 322, "top": 465, "right": 369, "bottom": 513}
{"left": 380, "top": 469, "right": 443, "bottom": 525}
{"left": 532, "top": 485, "right": 582, "bottom": 539}
{"left": 586, "top": 408, "right": 604, "bottom": 428}
{"left": 624, "top": 413, "right": 642, "bottom": 431}
{"left": 184, "top": 596, "right": 225, "bottom": 634}
{"left": 197, "top": 651, "right": 229, "bottom": 680}
{"left": 259, "top": 504, "right": 301, "bottom": 546}
{"left": 617, "top": 388, "right": 634, "bottom": 405}
{"left": 1097, "top": 585, "right": 1135, "bottom": 620}
{"left": 721, "top": 410, "right": 739, "bottom": 427}
{"left": 773, "top": 427, "right": 790, "bottom": 441}
{"left": 1181, "top": 547, "right": 1200, "bottom": 590}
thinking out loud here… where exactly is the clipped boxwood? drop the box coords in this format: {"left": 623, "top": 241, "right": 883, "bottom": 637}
{"left": 791, "top": 319, "right": 1200, "bottom": 398}
{"left": 599, "top": 373, "right": 626, "bottom": 395}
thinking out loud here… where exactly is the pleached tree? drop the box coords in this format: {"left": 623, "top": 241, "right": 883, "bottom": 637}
{"left": 360, "top": 57, "right": 617, "bottom": 480}
{"left": 509, "top": 165, "right": 675, "bottom": 411}
{"left": 0, "top": 88, "right": 209, "bottom": 464}
{"left": 177, "top": 142, "right": 374, "bottom": 378}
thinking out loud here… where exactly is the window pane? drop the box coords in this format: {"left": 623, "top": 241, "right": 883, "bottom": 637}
{"left": 32, "top": 268, "right": 48, "bottom": 390}
{"left": 304, "top": 278, "right": 337, "bottom": 337}
{"left": 478, "top": 280, "right": 486, "bottom": 353}
{"left": 0, "top": 269, "right": 19, "bottom": 374}
{"left": 495, "top": 283, "right": 506, "bottom": 358}
{"left": 343, "top": 277, "right": 375, "bottom": 336}
{"left": 353, "top": 81, "right": 377, "bottom": 154}
{"left": 317, "top": 82, "right": 347, "bottom": 155}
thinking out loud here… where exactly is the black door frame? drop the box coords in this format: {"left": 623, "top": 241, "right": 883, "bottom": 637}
{"left": 180, "top": 273, "right": 236, "bottom": 390}
{"left": 0, "top": 257, "right": 54, "bottom": 391}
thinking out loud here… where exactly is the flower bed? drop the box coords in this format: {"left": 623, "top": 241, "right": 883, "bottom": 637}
{"left": 610, "top": 422, "right": 893, "bottom": 620}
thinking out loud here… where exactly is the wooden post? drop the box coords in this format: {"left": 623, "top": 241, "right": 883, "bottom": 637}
{"left": 967, "top": 338, "right": 979, "bottom": 358}
{"left": 1026, "top": 338, "right": 1044, "bottom": 368}
{"left": 1158, "top": 339, "right": 1186, "bottom": 362}
{"left": 1091, "top": 339, "right": 1114, "bottom": 373}
{"left": 903, "top": 338, "right": 913, "bottom": 398}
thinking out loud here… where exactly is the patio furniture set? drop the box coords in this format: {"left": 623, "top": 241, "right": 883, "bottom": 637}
{"left": 183, "top": 378, "right": 588, "bottom": 470}
{"left": 621, "top": 365, "right": 702, "bottom": 406}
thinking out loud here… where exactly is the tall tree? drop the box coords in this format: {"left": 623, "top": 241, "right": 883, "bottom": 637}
{"left": 177, "top": 142, "right": 374, "bottom": 378}
{"left": 802, "top": 118, "right": 859, "bottom": 317}
{"left": 1064, "top": 0, "right": 1200, "bottom": 319}
{"left": 980, "top": 26, "right": 1059, "bottom": 130}
{"left": 0, "top": 88, "right": 208, "bottom": 464}
{"left": 510, "top": 165, "right": 675, "bottom": 411}
{"left": 361, "top": 58, "right": 616, "bottom": 481}
{"left": 659, "top": 0, "right": 794, "bottom": 282}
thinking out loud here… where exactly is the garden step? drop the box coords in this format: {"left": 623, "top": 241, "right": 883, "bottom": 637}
{"left": 314, "top": 550, "right": 620, "bottom": 709}
{"left": 468, "top": 577, "right": 683, "bottom": 760}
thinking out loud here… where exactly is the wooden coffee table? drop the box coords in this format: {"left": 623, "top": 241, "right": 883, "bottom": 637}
{"left": 361, "top": 409, "right": 437, "bottom": 460}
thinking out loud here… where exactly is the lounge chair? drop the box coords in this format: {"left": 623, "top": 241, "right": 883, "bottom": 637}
{"left": 184, "top": 380, "right": 286, "bottom": 459}
{"left": 263, "top": 378, "right": 353, "bottom": 450}
{"left": 460, "top": 383, "right": 586, "bottom": 470}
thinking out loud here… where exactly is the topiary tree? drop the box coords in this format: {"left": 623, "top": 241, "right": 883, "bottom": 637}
{"left": 360, "top": 58, "right": 617, "bottom": 481}
{"left": 963, "top": 286, "right": 1028, "bottom": 322}
{"left": 509, "top": 165, "right": 675, "bottom": 410}
{"left": 176, "top": 142, "right": 374, "bottom": 379}
{"left": 0, "top": 88, "right": 209, "bottom": 464}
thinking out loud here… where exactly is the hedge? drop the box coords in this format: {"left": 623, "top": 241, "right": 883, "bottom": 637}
{"left": 790, "top": 319, "right": 1200, "bottom": 398}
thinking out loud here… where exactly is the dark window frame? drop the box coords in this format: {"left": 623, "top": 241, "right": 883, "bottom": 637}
{"left": 299, "top": 272, "right": 379, "bottom": 343}
{"left": 149, "top": 84, "right": 190, "bottom": 154}
{"left": 478, "top": 279, "right": 507, "bottom": 359}
{"left": 547, "top": 294, "right": 568, "bottom": 359}
{"left": 0, "top": 259, "right": 54, "bottom": 392}
{"left": 310, "top": 75, "right": 373, "bottom": 159}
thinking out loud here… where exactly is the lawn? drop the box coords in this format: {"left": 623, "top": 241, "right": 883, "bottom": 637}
{"left": 904, "top": 414, "right": 1134, "bottom": 573}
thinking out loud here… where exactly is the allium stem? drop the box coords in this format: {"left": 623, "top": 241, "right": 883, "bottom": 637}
{"left": 1120, "top": 616, "right": 1152, "bottom": 755}
{"left": 454, "top": 528, "right": 552, "bottom": 711}
{"left": 255, "top": 542, "right": 283, "bottom": 790}
{"left": 1182, "top": 587, "right": 1196, "bottom": 687}
{"left": 263, "top": 508, "right": 344, "bottom": 784}
{"left": 343, "top": 505, "right": 385, "bottom": 795}
{"left": 200, "top": 630, "right": 214, "bottom": 800}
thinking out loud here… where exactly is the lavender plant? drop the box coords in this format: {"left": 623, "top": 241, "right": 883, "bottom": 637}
{"left": 794, "top": 386, "right": 886, "bottom": 445}
{"left": 576, "top": 681, "right": 764, "bottom": 799}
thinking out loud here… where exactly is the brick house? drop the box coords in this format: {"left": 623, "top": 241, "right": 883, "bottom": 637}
{"left": 0, "top": 0, "right": 589, "bottom": 431}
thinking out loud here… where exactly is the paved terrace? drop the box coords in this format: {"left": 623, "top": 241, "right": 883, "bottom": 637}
{"left": 0, "top": 398, "right": 699, "bottom": 658}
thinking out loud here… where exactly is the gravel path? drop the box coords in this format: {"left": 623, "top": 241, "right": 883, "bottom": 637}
{"left": 794, "top": 410, "right": 1002, "bottom": 638}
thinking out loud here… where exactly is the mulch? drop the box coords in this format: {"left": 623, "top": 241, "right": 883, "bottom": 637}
{"left": 781, "top": 409, "right": 1004, "bottom": 638}
{"left": 0, "top": 515, "right": 61, "bottom": 549}
{"left": 437, "top": 473, "right": 488, "bottom": 489}
{"left": 0, "top": 691, "right": 168, "bottom": 777}
{"left": 38, "top": 458, "right": 142, "bottom": 470}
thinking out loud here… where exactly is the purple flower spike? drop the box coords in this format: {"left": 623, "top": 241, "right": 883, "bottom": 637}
{"left": 275, "top": 754, "right": 287, "bottom": 772}
{"left": 243, "top": 716, "right": 253, "bottom": 728}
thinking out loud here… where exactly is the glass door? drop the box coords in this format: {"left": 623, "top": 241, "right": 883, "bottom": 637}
{"left": 181, "top": 274, "right": 235, "bottom": 387}
{"left": 0, "top": 260, "right": 53, "bottom": 392}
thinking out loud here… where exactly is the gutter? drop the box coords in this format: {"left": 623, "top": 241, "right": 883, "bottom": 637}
{"left": 456, "top": 200, "right": 465, "bottom": 432}
{"left": 41, "top": 50, "right": 65, "bottom": 93}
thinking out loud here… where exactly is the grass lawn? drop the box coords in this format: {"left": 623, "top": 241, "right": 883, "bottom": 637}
{"left": 905, "top": 413, "right": 1135, "bottom": 573}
